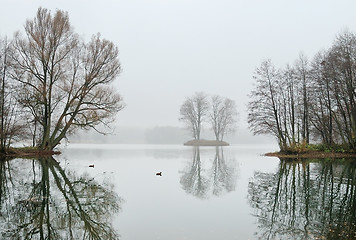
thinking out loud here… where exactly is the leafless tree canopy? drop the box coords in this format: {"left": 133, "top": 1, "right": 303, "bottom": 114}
{"left": 210, "top": 95, "right": 238, "bottom": 141}
{"left": 6, "top": 8, "right": 124, "bottom": 150}
{"left": 180, "top": 92, "right": 209, "bottom": 140}
{"left": 248, "top": 30, "right": 356, "bottom": 151}
{"left": 180, "top": 92, "right": 238, "bottom": 141}
{"left": 0, "top": 37, "right": 27, "bottom": 152}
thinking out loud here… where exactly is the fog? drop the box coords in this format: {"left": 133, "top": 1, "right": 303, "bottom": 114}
{"left": 68, "top": 126, "right": 274, "bottom": 144}
{"left": 2, "top": 0, "right": 356, "bottom": 143}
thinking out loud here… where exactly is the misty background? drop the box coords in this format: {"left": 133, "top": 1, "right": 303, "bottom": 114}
{"left": 2, "top": 0, "right": 356, "bottom": 144}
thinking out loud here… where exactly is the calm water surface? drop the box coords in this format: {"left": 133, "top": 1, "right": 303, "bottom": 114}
{"left": 0, "top": 144, "right": 355, "bottom": 240}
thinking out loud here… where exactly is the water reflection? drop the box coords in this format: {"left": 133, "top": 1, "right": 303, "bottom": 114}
{"left": 180, "top": 147, "right": 237, "bottom": 199}
{"left": 0, "top": 157, "right": 122, "bottom": 240}
{"left": 248, "top": 159, "right": 356, "bottom": 240}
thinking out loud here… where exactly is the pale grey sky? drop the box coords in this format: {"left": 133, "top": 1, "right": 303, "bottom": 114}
{"left": 2, "top": 0, "right": 356, "bottom": 129}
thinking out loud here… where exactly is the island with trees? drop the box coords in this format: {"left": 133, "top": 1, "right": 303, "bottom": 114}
{"left": 248, "top": 30, "right": 356, "bottom": 158}
{"left": 0, "top": 8, "right": 124, "bottom": 156}
{"left": 179, "top": 92, "right": 238, "bottom": 146}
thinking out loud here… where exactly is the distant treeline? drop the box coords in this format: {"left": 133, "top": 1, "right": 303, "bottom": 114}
{"left": 248, "top": 30, "right": 356, "bottom": 152}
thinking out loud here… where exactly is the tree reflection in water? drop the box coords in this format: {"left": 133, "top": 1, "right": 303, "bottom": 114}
{"left": 180, "top": 147, "right": 237, "bottom": 199}
{"left": 248, "top": 159, "right": 356, "bottom": 240}
{"left": 0, "top": 157, "right": 122, "bottom": 240}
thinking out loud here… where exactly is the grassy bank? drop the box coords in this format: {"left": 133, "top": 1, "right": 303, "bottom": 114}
{"left": 0, "top": 147, "right": 60, "bottom": 158}
{"left": 266, "top": 143, "right": 356, "bottom": 159}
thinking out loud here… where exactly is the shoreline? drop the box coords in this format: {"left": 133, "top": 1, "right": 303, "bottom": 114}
{"left": 265, "top": 151, "right": 356, "bottom": 159}
{"left": 0, "top": 148, "right": 60, "bottom": 159}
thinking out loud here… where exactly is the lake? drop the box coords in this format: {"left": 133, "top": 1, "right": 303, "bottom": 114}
{"left": 0, "top": 144, "right": 355, "bottom": 240}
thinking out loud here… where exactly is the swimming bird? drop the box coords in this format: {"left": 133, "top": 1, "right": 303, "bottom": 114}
{"left": 89, "top": 164, "right": 94, "bottom": 168}
{"left": 156, "top": 172, "right": 162, "bottom": 176}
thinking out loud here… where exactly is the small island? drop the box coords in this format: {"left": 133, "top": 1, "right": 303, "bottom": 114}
{"left": 179, "top": 93, "right": 238, "bottom": 148}
{"left": 184, "top": 139, "right": 229, "bottom": 146}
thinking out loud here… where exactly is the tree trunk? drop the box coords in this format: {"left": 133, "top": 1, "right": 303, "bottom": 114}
{"left": 0, "top": 44, "right": 6, "bottom": 152}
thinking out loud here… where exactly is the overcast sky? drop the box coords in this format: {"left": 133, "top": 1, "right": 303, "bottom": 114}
{"left": 2, "top": 0, "right": 356, "bottom": 130}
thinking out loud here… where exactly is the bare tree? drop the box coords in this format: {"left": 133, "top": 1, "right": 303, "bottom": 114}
{"left": 210, "top": 95, "right": 238, "bottom": 141}
{"left": 0, "top": 36, "right": 8, "bottom": 152}
{"left": 180, "top": 92, "right": 209, "bottom": 140}
{"left": 249, "top": 30, "right": 356, "bottom": 151}
{"left": 280, "top": 64, "right": 298, "bottom": 147}
{"left": 248, "top": 60, "right": 287, "bottom": 150}
{"left": 328, "top": 31, "right": 356, "bottom": 148}
{"left": 9, "top": 8, "right": 124, "bottom": 150}
{"left": 295, "top": 54, "right": 311, "bottom": 144}
{"left": 0, "top": 36, "right": 26, "bottom": 152}
{"left": 309, "top": 51, "right": 335, "bottom": 145}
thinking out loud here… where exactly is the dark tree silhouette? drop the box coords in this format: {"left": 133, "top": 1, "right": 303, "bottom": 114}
{"left": 248, "top": 159, "right": 356, "bottom": 240}
{"left": 180, "top": 147, "right": 237, "bottom": 199}
{"left": 180, "top": 147, "right": 209, "bottom": 198}
{"left": 0, "top": 157, "right": 122, "bottom": 239}
{"left": 211, "top": 147, "right": 236, "bottom": 196}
